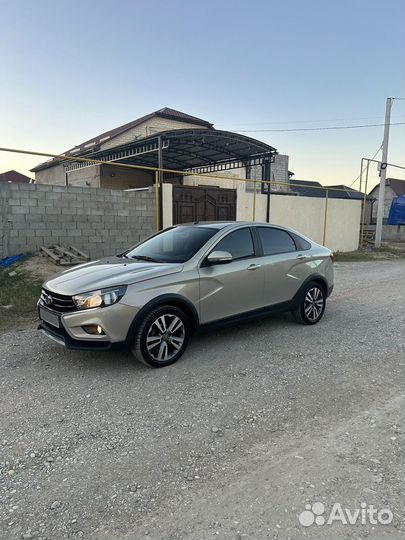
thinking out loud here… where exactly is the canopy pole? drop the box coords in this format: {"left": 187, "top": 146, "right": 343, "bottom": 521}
{"left": 252, "top": 180, "right": 257, "bottom": 221}
{"left": 322, "top": 190, "right": 329, "bottom": 245}
{"left": 157, "top": 136, "right": 163, "bottom": 230}
{"left": 155, "top": 171, "right": 160, "bottom": 232}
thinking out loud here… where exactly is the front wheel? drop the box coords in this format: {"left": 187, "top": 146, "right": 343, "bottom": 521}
{"left": 292, "top": 282, "right": 326, "bottom": 325}
{"left": 131, "top": 305, "right": 191, "bottom": 367}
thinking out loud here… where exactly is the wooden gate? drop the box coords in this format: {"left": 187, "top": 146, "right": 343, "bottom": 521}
{"left": 173, "top": 185, "right": 237, "bottom": 224}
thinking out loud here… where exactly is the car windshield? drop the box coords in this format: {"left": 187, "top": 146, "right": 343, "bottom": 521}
{"left": 124, "top": 226, "right": 218, "bottom": 263}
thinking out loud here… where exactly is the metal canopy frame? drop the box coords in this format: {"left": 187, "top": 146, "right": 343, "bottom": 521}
{"left": 62, "top": 129, "right": 277, "bottom": 175}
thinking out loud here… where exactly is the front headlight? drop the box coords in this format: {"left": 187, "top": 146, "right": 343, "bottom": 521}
{"left": 72, "top": 286, "right": 127, "bottom": 310}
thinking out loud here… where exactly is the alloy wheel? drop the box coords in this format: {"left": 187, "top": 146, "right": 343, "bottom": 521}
{"left": 304, "top": 287, "right": 324, "bottom": 322}
{"left": 146, "top": 314, "right": 185, "bottom": 362}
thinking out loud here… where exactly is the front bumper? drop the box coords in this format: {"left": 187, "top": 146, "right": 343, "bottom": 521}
{"left": 38, "top": 301, "right": 137, "bottom": 351}
{"left": 38, "top": 321, "right": 122, "bottom": 351}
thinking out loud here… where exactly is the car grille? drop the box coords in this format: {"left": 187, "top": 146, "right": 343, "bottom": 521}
{"left": 40, "top": 289, "right": 76, "bottom": 312}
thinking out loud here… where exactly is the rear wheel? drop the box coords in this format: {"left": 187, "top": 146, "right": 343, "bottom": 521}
{"left": 131, "top": 305, "right": 191, "bottom": 367}
{"left": 292, "top": 282, "right": 326, "bottom": 325}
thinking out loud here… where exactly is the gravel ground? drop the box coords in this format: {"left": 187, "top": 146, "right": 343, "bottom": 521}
{"left": 0, "top": 260, "right": 404, "bottom": 540}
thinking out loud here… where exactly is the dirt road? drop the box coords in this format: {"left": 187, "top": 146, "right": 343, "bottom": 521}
{"left": 1, "top": 260, "right": 404, "bottom": 539}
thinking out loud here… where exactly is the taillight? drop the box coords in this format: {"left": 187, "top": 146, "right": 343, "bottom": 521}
{"left": 330, "top": 253, "right": 336, "bottom": 263}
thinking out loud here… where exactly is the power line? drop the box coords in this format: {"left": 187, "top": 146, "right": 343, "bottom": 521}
{"left": 232, "top": 122, "right": 405, "bottom": 133}
{"left": 220, "top": 115, "right": 404, "bottom": 128}
{"left": 349, "top": 144, "right": 383, "bottom": 188}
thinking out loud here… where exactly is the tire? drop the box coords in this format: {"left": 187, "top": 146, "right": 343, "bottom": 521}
{"left": 131, "top": 305, "right": 191, "bottom": 368}
{"left": 292, "top": 281, "right": 326, "bottom": 325}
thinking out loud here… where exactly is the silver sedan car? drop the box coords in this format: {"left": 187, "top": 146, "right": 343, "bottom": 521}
{"left": 38, "top": 222, "right": 334, "bottom": 367}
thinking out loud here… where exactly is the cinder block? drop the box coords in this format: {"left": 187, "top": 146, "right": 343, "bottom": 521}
{"left": 61, "top": 207, "right": 77, "bottom": 215}
{"left": 17, "top": 183, "right": 35, "bottom": 191}
{"left": 27, "top": 191, "right": 45, "bottom": 200}
{"left": 42, "top": 236, "right": 55, "bottom": 246}
{"left": 29, "top": 206, "right": 46, "bottom": 214}
{"left": 44, "top": 214, "right": 59, "bottom": 222}
{"left": 88, "top": 216, "right": 102, "bottom": 223}
{"left": 45, "top": 191, "right": 62, "bottom": 200}
{"left": 17, "top": 191, "right": 33, "bottom": 199}
{"left": 36, "top": 184, "right": 55, "bottom": 192}
{"left": 78, "top": 225, "right": 94, "bottom": 233}
{"left": 74, "top": 214, "right": 88, "bottom": 222}
{"left": 68, "top": 229, "right": 82, "bottom": 237}
{"left": 9, "top": 219, "right": 27, "bottom": 228}
{"left": 52, "top": 200, "right": 68, "bottom": 208}
{"left": 46, "top": 207, "right": 61, "bottom": 215}
{"left": 80, "top": 208, "right": 95, "bottom": 216}
{"left": 59, "top": 214, "right": 74, "bottom": 222}
{"left": 11, "top": 206, "right": 29, "bottom": 214}
{"left": 25, "top": 198, "right": 38, "bottom": 207}
{"left": 49, "top": 185, "right": 68, "bottom": 193}
{"left": 78, "top": 193, "right": 92, "bottom": 202}
{"left": 63, "top": 193, "right": 78, "bottom": 202}
{"left": 31, "top": 222, "right": 47, "bottom": 230}
{"left": 27, "top": 214, "right": 43, "bottom": 223}
{"left": 71, "top": 201, "right": 84, "bottom": 208}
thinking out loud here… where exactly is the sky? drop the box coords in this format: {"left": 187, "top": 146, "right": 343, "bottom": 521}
{"left": 0, "top": 0, "right": 404, "bottom": 191}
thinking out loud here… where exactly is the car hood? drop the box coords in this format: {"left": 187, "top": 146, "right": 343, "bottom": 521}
{"left": 43, "top": 257, "right": 184, "bottom": 296}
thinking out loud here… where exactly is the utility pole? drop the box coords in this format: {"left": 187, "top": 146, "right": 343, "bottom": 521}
{"left": 375, "top": 97, "right": 393, "bottom": 247}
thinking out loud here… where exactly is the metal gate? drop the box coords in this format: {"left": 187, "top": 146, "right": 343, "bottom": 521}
{"left": 173, "top": 185, "right": 236, "bottom": 224}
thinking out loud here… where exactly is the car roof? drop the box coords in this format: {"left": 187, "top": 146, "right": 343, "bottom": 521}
{"left": 176, "top": 221, "right": 292, "bottom": 231}
{"left": 177, "top": 221, "right": 238, "bottom": 229}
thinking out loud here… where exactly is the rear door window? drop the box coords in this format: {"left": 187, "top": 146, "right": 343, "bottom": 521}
{"left": 257, "top": 227, "right": 297, "bottom": 255}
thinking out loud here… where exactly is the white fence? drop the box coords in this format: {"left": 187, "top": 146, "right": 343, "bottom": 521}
{"left": 237, "top": 191, "right": 361, "bottom": 252}
{"left": 163, "top": 184, "right": 361, "bottom": 253}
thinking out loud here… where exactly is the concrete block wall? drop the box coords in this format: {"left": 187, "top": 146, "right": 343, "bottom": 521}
{"left": 364, "top": 224, "right": 405, "bottom": 242}
{"left": 0, "top": 183, "right": 156, "bottom": 260}
{"left": 370, "top": 185, "right": 397, "bottom": 221}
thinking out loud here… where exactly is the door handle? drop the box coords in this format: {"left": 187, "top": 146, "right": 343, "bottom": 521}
{"left": 296, "top": 254, "right": 309, "bottom": 260}
{"left": 247, "top": 263, "right": 261, "bottom": 270}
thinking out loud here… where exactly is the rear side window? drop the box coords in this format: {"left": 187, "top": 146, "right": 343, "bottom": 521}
{"left": 290, "top": 232, "right": 312, "bottom": 251}
{"left": 214, "top": 228, "right": 254, "bottom": 260}
{"left": 257, "top": 227, "right": 297, "bottom": 255}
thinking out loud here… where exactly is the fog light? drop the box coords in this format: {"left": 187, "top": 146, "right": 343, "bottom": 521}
{"left": 83, "top": 324, "right": 105, "bottom": 335}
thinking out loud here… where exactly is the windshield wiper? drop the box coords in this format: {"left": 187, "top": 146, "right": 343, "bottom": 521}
{"left": 131, "top": 255, "right": 161, "bottom": 263}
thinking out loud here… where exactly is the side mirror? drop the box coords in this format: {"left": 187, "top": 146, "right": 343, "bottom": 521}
{"left": 207, "top": 250, "right": 233, "bottom": 265}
